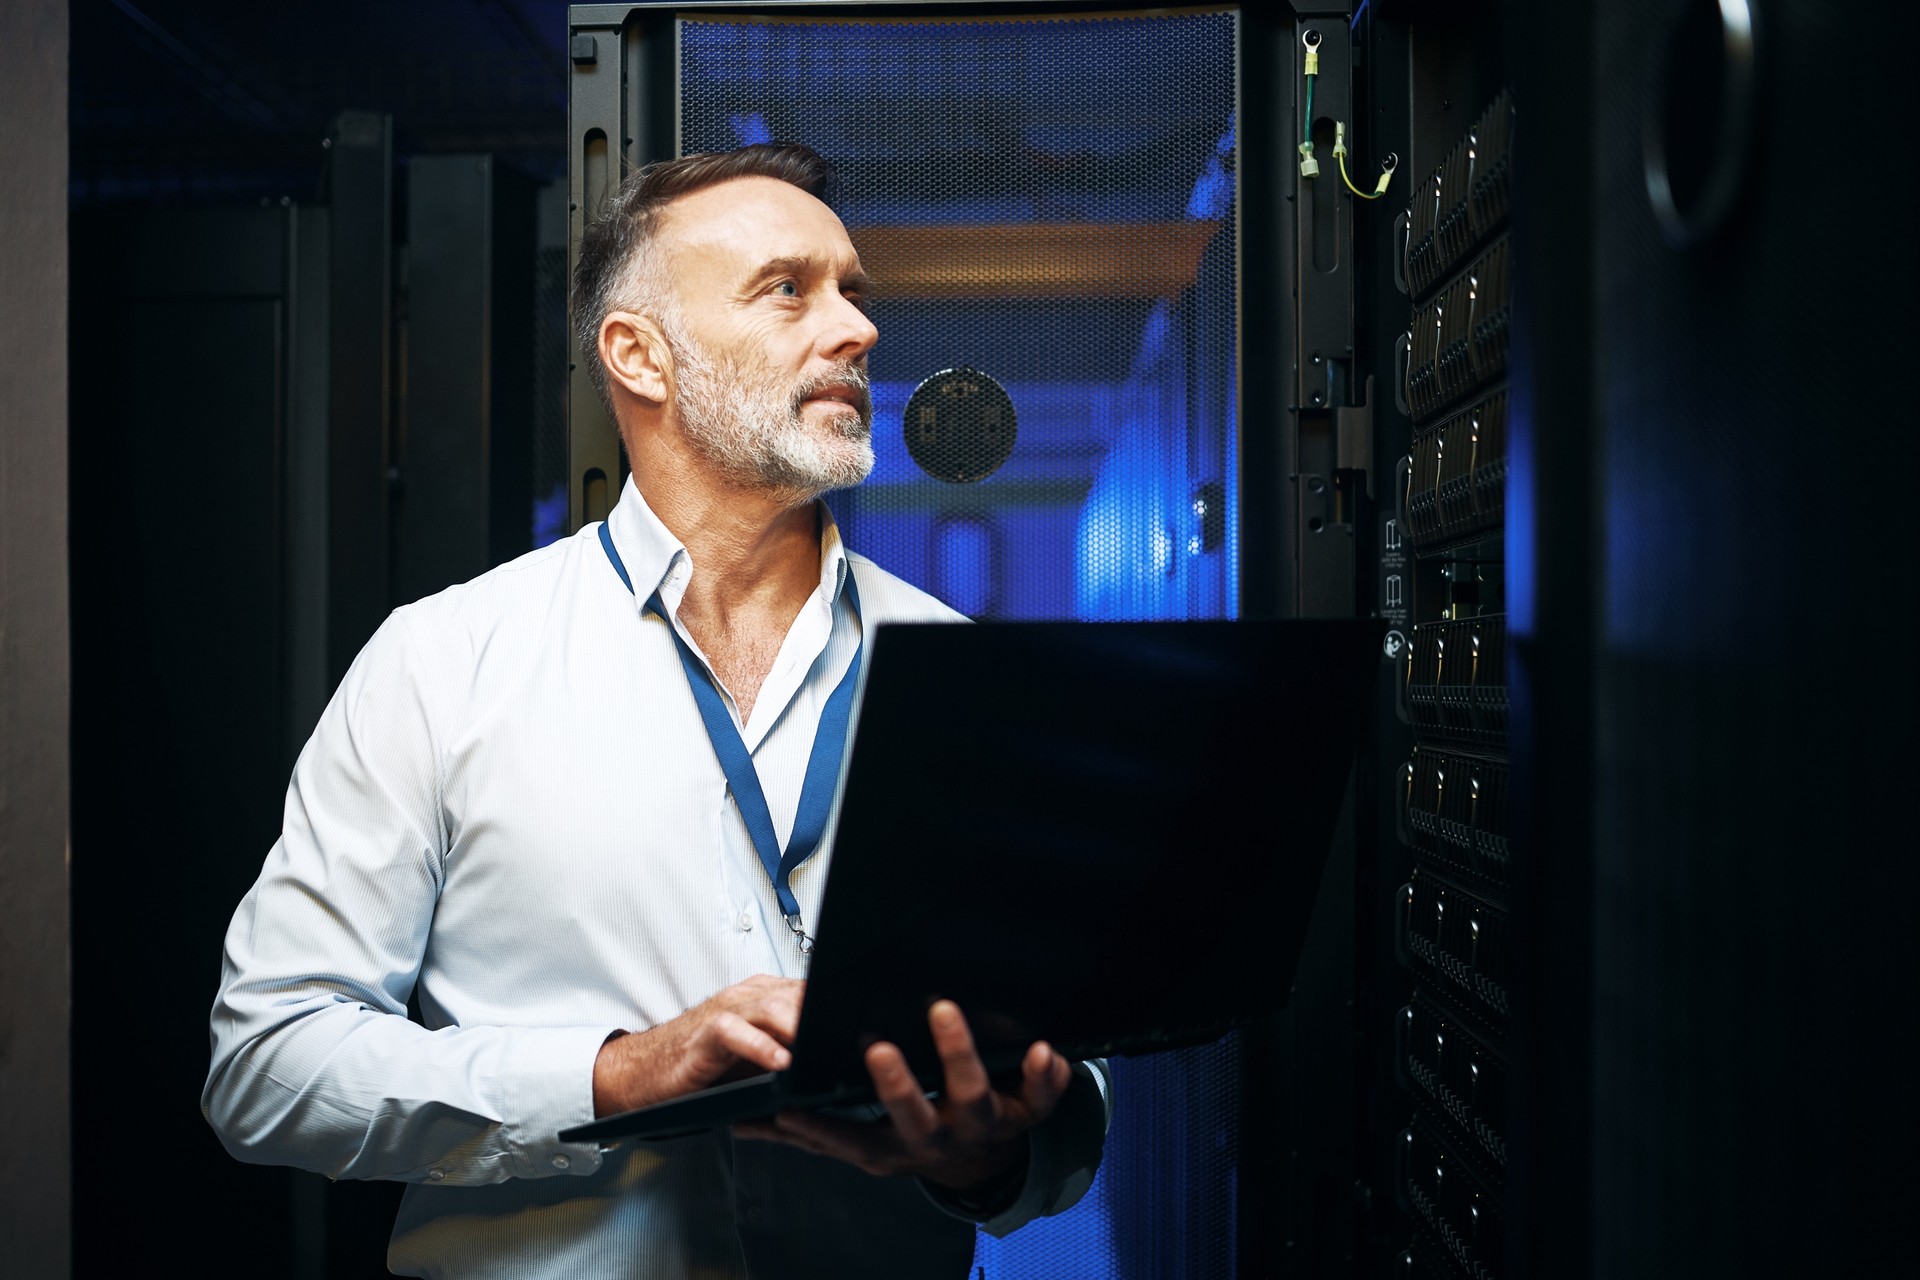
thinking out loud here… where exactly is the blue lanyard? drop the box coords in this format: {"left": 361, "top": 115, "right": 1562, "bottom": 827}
{"left": 599, "top": 522, "right": 860, "bottom": 953}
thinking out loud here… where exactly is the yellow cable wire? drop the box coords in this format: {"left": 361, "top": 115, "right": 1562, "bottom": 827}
{"left": 1339, "top": 148, "right": 1380, "bottom": 199}
{"left": 1334, "top": 122, "right": 1397, "bottom": 200}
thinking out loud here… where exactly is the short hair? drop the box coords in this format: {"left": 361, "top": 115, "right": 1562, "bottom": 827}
{"left": 570, "top": 142, "right": 835, "bottom": 417}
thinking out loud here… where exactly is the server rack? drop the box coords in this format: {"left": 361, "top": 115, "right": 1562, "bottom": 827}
{"left": 1391, "top": 72, "right": 1516, "bottom": 1277}
{"left": 1242, "top": 5, "right": 1523, "bottom": 1272}
{"left": 1375, "top": 3, "right": 1912, "bottom": 1275}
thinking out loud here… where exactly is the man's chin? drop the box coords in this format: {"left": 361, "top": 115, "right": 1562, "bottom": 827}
{"left": 803, "top": 443, "right": 875, "bottom": 496}
{"left": 795, "top": 414, "right": 875, "bottom": 486}
{"left": 744, "top": 442, "right": 873, "bottom": 505}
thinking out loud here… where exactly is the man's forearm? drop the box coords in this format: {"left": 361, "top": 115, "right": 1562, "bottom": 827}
{"left": 589, "top": 973, "right": 805, "bottom": 1117}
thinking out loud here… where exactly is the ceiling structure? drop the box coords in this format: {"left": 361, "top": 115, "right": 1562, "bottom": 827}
{"left": 71, "top": 0, "right": 574, "bottom": 205}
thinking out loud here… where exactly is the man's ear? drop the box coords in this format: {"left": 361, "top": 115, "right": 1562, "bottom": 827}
{"left": 600, "top": 311, "right": 670, "bottom": 406}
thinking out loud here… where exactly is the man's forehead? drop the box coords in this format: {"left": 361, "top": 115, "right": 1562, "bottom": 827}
{"left": 657, "top": 176, "right": 860, "bottom": 276}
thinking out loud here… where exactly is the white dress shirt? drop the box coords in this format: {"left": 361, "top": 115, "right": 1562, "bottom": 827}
{"left": 203, "top": 477, "right": 1109, "bottom": 1279}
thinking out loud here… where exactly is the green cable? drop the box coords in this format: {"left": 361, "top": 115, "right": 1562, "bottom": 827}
{"left": 1304, "top": 73, "right": 1315, "bottom": 145}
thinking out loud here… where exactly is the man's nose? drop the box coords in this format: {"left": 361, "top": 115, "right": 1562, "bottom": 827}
{"left": 821, "top": 291, "right": 879, "bottom": 363}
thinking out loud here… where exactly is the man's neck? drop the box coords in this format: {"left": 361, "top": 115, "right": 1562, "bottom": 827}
{"left": 649, "top": 478, "right": 822, "bottom": 624}
{"left": 629, "top": 435, "right": 828, "bottom": 725}
{"left": 625, "top": 409, "right": 825, "bottom": 616}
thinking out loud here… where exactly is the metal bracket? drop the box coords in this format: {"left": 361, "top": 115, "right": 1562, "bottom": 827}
{"left": 1336, "top": 375, "right": 1375, "bottom": 499}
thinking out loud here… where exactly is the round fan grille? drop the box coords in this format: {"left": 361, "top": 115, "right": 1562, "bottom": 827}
{"left": 902, "top": 366, "right": 1017, "bottom": 484}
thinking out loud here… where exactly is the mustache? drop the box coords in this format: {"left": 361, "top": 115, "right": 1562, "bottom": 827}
{"left": 791, "top": 362, "right": 872, "bottom": 417}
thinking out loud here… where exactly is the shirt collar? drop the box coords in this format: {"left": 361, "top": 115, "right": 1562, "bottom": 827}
{"left": 604, "top": 473, "right": 852, "bottom": 614}
{"left": 818, "top": 506, "right": 852, "bottom": 607}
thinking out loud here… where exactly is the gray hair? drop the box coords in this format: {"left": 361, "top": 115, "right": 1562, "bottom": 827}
{"left": 569, "top": 142, "right": 835, "bottom": 418}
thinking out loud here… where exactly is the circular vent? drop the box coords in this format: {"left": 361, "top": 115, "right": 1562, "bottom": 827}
{"left": 902, "top": 367, "right": 1017, "bottom": 484}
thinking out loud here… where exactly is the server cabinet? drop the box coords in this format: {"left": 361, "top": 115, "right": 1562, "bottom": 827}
{"left": 1378, "top": 2, "right": 1914, "bottom": 1275}
{"left": 68, "top": 110, "right": 550, "bottom": 1278}
{"left": 1384, "top": 19, "right": 1517, "bottom": 1276}
{"left": 393, "top": 154, "right": 538, "bottom": 605}
{"left": 69, "top": 201, "right": 327, "bottom": 1279}
{"left": 1509, "top": 1, "right": 1911, "bottom": 1274}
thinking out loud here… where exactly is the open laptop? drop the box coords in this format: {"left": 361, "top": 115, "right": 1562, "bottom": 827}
{"left": 561, "top": 617, "right": 1383, "bottom": 1145}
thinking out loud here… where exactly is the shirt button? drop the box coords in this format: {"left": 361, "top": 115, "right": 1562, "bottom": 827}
{"left": 551, "top": 1154, "right": 571, "bottom": 1170}
{"left": 738, "top": 911, "right": 754, "bottom": 932}
{"left": 427, "top": 1169, "right": 446, "bottom": 1182}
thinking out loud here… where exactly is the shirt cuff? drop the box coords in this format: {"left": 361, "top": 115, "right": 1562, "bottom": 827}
{"left": 920, "top": 1059, "right": 1113, "bottom": 1237}
{"left": 500, "top": 1023, "right": 629, "bottom": 1180}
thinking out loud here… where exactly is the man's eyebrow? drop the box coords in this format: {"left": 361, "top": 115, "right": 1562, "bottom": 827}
{"left": 742, "top": 255, "right": 872, "bottom": 294}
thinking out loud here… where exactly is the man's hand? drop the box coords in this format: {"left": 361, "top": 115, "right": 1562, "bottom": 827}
{"left": 736, "top": 998, "right": 1074, "bottom": 1196}
{"left": 593, "top": 974, "right": 804, "bottom": 1117}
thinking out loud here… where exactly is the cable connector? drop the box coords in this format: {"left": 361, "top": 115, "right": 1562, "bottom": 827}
{"left": 1299, "top": 141, "right": 1319, "bottom": 178}
{"left": 1333, "top": 121, "right": 1349, "bottom": 162}
{"left": 1374, "top": 153, "right": 1398, "bottom": 197}
{"left": 1304, "top": 46, "right": 1319, "bottom": 76}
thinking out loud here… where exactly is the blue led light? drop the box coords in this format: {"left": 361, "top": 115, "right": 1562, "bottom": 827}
{"left": 1506, "top": 352, "right": 1537, "bottom": 635}
{"left": 532, "top": 482, "right": 568, "bottom": 550}
{"left": 1185, "top": 114, "right": 1238, "bottom": 220}
{"left": 931, "top": 516, "right": 996, "bottom": 618}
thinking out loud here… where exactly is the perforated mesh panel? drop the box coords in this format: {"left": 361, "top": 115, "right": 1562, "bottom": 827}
{"left": 681, "top": 10, "right": 1239, "bottom": 623}
{"left": 682, "top": 12, "right": 1242, "bottom": 1276}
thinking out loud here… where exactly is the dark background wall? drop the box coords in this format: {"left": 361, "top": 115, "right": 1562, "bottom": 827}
{"left": 64, "top": 4, "right": 568, "bottom": 1275}
{"left": 0, "top": 1, "right": 72, "bottom": 1275}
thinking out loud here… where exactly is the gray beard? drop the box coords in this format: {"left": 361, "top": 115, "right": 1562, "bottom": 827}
{"left": 669, "top": 331, "right": 875, "bottom": 503}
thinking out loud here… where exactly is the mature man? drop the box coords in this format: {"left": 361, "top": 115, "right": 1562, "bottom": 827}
{"left": 203, "top": 143, "right": 1109, "bottom": 1278}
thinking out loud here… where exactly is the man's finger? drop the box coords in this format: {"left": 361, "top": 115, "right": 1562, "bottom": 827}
{"left": 927, "top": 1000, "right": 993, "bottom": 1114}
{"left": 866, "top": 1041, "right": 941, "bottom": 1145}
{"left": 723, "top": 978, "right": 805, "bottom": 1045}
{"left": 711, "top": 1011, "right": 792, "bottom": 1074}
{"left": 745, "top": 995, "right": 803, "bottom": 1046}
{"left": 1018, "top": 1042, "right": 1072, "bottom": 1118}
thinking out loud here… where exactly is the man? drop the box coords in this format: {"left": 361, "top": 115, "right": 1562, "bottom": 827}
{"left": 203, "top": 143, "right": 1110, "bottom": 1278}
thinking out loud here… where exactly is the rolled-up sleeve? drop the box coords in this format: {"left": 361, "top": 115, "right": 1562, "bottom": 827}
{"left": 201, "top": 612, "right": 621, "bottom": 1185}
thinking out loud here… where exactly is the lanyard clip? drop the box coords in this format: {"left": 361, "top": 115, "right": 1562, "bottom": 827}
{"left": 784, "top": 912, "right": 816, "bottom": 955}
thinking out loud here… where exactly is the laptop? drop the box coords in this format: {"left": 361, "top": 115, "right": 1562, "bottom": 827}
{"left": 560, "top": 617, "right": 1383, "bottom": 1145}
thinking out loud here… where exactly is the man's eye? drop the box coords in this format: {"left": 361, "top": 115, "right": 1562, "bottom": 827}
{"left": 774, "top": 280, "right": 799, "bottom": 297}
